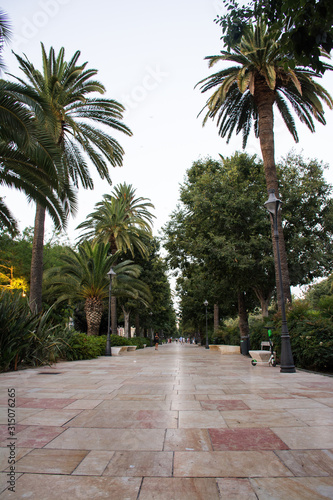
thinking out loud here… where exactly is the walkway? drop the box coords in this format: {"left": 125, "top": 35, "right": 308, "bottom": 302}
{"left": 1, "top": 343, "right": 333, "bottom": 499}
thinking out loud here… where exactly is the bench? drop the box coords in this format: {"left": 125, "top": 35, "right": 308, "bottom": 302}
{"left": 111, "top": 346, "right": 128, "bottom": 356}
{"left": 209, "top": 345, "right": 241, "bottom": 354}
{"left": 127, "top": 346, "right": 137, "bottom": 352}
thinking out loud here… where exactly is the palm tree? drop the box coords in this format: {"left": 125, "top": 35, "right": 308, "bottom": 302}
{"left": 44, "top": 241, "right": 151, "bottom": 336}
{"left": 8, "top": 43, "right": 132, "bottom": 312}
{"left": 197, "top": 19, "right": 333, "bottom": 304}
{"left": 76, "top": 184, "right": 154, "bottom": 333}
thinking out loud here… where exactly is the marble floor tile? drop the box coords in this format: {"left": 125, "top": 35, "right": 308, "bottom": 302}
{"left": 209, "top": 428, "right": 288, "bottom": 451}
{"left": 18, "top": 409, "right": 82, "bottom": 426}
{"left": 244, "top": 398, "right": 328, "bottom": 410}
{"left": 0, "top": 447, "right": 31, "bottom": 472}
{"left": 200, "top": 399, "right": 250, "bottom": 411}
{"left": 164, "top": 429, "right": 213, "bottom": 451}
{"left": 64, "top": 400, "right": 103, "bottom": 410}
{"left": 271, "top": 426, "right": 333, "bottom": 449}
{"left": 72, "top": 450, "right": 114, "bottom": 475}
{"left": 179, "top": 410, "right": 227, "bottom": 429}
{"left": 222, "top": 409, "right": 306, "bottom": 428}
{"left": 275, "top": 449, "right": 333, "bottom": 476}
{"left": 98, "top": 400, "right": 170, "bottom": 411}
{"left": 68, "top": 409, "right": 178, "bottom": 429}
{"left": 17, "top": 398, "right": 76, "bottom": 409}
{"left": 173, "top": 451, "right": 292, "bottom": 477}
{"left": 216, "top": 478, "right": 257, "bottom": 499}
{"left": 1, "top": 426, "right": 65, "bottom": 448}
{"left": 170, "top": 400, "right": 202, "bottom": 410}
{"left": 287, "top": 407, "right": 333, "bottom": 425}
{"left": 0, "top": 473, "right": 142, "bottom": 499}
{"left": 45, "top": 427, "right": 165, "bottom": 451}
{"left": 138, "top": 477, "right": 220, "bottom": 500}
{"left": 104, "top": 451, "right": 173, "bottom": 477}
{"left": 250, "top": 476, "right": 333, "bottom": 500}
{"left": 14, "top": 449, "right": 88, "bottom": 474}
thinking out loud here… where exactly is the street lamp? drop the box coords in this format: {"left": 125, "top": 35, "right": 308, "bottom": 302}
{"left": 264, "top": 189, "right": 296, "bottom": 373}
{"left": 204, "top": 300, "right": 209, "bottom": 349}
{"left": 105, "top": 268, "right": 116, "bottom": 356}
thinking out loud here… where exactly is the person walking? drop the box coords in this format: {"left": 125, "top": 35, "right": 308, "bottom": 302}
{"left": 154, "top": 333, "right": 159, "bottom": 350}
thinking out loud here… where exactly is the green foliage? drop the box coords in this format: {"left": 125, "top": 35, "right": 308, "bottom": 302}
{"left": 0, "top": 289, "right": 71, "bottom": 371}
{"left": 131, "top": 337, "right": 148, "bottom": 349}
{"left": 64, "top": 333, "right": 106, "bottom": 360}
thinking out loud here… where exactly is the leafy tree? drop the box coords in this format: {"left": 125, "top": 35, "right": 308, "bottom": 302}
{"left": 7, "top": 43, "right": 131, "bottom": 312}
{"left": 215, "top": 0, "right": 333, "bottom": 74}
{"left": 196, "top": 19, "right": 333, "bottom": 306}
{"left": 164, "top": 153, "right": 333, "bottom": 338}
{"left": 44, "top": 241, "right": 150, "bottom": 336}
{"left": 77, "top": 183, "right": 154, "bottom": 334}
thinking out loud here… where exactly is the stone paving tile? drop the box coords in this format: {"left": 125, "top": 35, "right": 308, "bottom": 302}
{"left": 13, "top": 449, "right": 88, "bottom": 474}
{"left": 0, "top": 426, "right": 66, "bottom": 448}
{"left": 68, "top": 409, "right": 178, "bottom": 429}
{"left": 216, "top": 478, "right": 257, "bottom": 499}
{"left": 200, "top": 399, "right": 250, "bottom": 411}
{"left": 138, "top": 477, "right": 220, "bottom": 500}
{"left": 0, "top": 474, "right": 142, "bottom": 499}
{"left": 272, "top": 426, "right": 333, "bottom": 449}
{"left": 72, "top": 450, "right": 114, "bottom": 475}
{"left": 275, "top": 449, "right": 333, "bottom": 476}
{"left": 0, "top": 344, "right": 333, "bottom": 498}
{"left": 221, "top": 409, "right": 306, "bottom": 428}
{"left": 179, "top": 410, "right": 227, "bottom": 428}
{"left": 209, "top": 428, "right": 289, "bottom": 451}
{"left": 45, "top": 427, "right": 166, "bottom": 451}
{"left": 164, "top": 429, "right": 213, "bottom": 451}
{"left": 17, "top": 398, "right": 77, "bottom": 409}
{"left": 0, "top": 447, "right": 31, "bottom": 472}
{"left": 103, "top": 451, "right": 173, "bottom": 477}
{"left": 18, "top": 408, "right": 82, "bottom": 427}
{"left": 250, "top": 477, "right": 333, "bottom": 500}
{"left": 173, "top": 451, "right": 293, "bottom": 477}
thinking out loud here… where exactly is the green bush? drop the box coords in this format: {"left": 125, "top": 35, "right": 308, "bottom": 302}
{"left": 108, "top": 334, "right": 133, "bottom": 347}
{"left": 64, "top": 333, "right": 106, "bottom": 360}
{"left": 130, "top": 337, "right": 148, "bottom": 349}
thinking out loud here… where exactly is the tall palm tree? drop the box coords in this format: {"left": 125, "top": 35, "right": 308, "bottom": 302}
{"left": 76, "top": 184, "right": 154, "bottom": 333}
{"left": 8, "top": 43, "right": 132, "bottom": 312}
{"left": 197, "top": 19, "right": 333, "bottom": 305}
{"left": 44, "top": 241, "right": 151, "bottom": 336}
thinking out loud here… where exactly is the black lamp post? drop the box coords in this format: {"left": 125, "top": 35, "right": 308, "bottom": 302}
{"left": 105, "top": 268, "right": 116, "bottom": 356}
{"left": 264, "top": 189, "right": 296, "bottom": 373}
{"left": 204, "top": 300, "right": 209, "bottom": 349}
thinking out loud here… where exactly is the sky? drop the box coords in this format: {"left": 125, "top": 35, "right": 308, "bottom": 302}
{"left": 2, "top": 0, "right": 333, "bottom": 247}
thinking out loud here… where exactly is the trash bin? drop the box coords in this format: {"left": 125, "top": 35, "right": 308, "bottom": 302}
{"left": 240, "top": 336, "right": 250, "bottom": 355}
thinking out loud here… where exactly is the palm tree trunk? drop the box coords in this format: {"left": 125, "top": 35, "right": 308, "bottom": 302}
{"left": 214, "top": 303, "right": 219, "bottom": 332}
{"left": 122, "top": 308, "right": 130, "bottom": 338}
{"left": 255, "top": 82, "right": 292, "bottom": 307}
{"left": 85, "top": 297, "right": 103, "bottom": 335}
{"left": 29, "top": 203, "right": 46, "bottom": 313}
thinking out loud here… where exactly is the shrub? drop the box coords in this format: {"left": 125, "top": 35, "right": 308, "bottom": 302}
{"left": 64, "top": 333, "right": 105, "bottom": 360}
{"left": 130, "top": 337, "right": 148, "bottom": 349}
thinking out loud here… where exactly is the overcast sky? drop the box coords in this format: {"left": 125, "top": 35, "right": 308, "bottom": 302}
{"left": 2, "top": 0, "right": 333, "bottom": 245}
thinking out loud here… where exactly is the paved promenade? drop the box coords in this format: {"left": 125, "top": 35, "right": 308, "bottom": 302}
{"left": 1, "top": 343, "right": 333, "bottom": 499}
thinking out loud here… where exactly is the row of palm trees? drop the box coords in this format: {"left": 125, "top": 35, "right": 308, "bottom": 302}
{"left": 0, "top": 31, "right": 132, "bottom": 312}
{"left": 197, "top": 19, "right": 333, "bottom": 309}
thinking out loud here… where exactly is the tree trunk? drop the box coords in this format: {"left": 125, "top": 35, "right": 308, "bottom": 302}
{"left": 253, "top": 287, "right": 273, "bottom": 318}
{"left": 135, "top": 314, "right": 142, "bottom": 337}
{"left": 214, "top": 303, "right": 219, "bottom": 332}
{"left": 255, "top": 80, "right": 292, "bottom": 308}
{"left": 238, "top": 291, "right": 249, "bottom": 337}
{"left": 85, "top": 297, "right": 103, "bottom": 335}
{"left": 122, "top": 307, "right": 130, "bottom": 338}
{"left": 29, "top": 203, "right": 46, "bottom": 313}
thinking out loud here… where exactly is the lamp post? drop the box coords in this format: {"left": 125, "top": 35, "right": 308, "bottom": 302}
{"left": 204, "top": 300, "right": 209, "bottom": 349}
{"left": 264, "top": 189, "right": 296, "bottom": 373}
{"left": 105, "top": 268, "right": 116, "bottom": 356}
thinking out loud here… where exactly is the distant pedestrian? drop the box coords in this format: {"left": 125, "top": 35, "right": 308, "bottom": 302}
{"left": 154, "top": 333, "right": 159, "bottom": 350}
